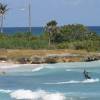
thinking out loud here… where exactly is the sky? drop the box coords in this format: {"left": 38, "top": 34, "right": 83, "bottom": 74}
{"left": 1, "top": 0, "right": 100, "bottom": 27}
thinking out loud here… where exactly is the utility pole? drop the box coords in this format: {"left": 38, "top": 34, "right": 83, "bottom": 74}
{"left": 28, "top": 2, "right": 32, "bottom": 33}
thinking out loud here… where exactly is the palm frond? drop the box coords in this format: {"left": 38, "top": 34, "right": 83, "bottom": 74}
{"left": 0, "top": 3, "right": 8, "bottom": 15}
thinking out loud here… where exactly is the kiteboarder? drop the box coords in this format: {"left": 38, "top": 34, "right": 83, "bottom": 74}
{"left": 83, "top": 69, "right": 91, "bottom": 79}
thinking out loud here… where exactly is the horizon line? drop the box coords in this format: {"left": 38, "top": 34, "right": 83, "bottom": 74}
{"left": 3, "top": 26, "right": 100, "bottom": 28}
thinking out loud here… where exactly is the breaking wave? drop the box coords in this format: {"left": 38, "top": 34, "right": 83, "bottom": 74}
{"left": 66, "top": 69, "right": 72, "bottom": 72}
{"left": 10, "top": 89, "right": 66, "bottom": 100}
{"left": 0, "top": 89, "right": 66, "bottom": 100}
{"left": 0, "top": 89, "right": 99, "bottom": 100}
{"left": 0, "top": 89, "right": 12, "bottom": 93}
{"left": 44, "top": 79, "right": 100, "bottom": 85}
{"left": 32, "top": 67, "right": 44, "bottom": 72}
{"left": 31, "top": 64, "right": 56, "bottom": 72}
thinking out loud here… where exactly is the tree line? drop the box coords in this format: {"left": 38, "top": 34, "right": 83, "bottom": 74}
{"left": 45, "top": 20, "right": 97, "bottom": 43}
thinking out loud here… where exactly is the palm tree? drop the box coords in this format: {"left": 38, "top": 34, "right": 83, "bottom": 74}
{"left": 0, "top": 3, "right": 8, "bottom": 33}
{"left": 45, "top": 20, "right": 57, "bottom": 47}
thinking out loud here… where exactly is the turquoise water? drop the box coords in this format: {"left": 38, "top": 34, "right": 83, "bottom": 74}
{"left": 0, "top": 61, "right": 100, "bottom": 100}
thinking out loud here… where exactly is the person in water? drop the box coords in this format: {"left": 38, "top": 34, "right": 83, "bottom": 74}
{"left": 83, "top": 69, "right": 91, "bottom": 79}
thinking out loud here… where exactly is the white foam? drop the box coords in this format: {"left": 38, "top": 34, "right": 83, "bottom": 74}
{"left": 32, "top": 67, "right": 44, "bottom": 72}
{"left": 10, "top": 89, "right": 65, "bottom": 100}
{"left": 32, "top": 64, "right": 57, "bottom": 72}
{"left": 44, "top": 79, "right": 100, "bottom": 85}
{"left": 82, "top": 79, "right": 99, "bottom": 83}
{"left": 66, "top": 69, "right": 72, "bottom": 71}
{"left": 0, "top": 89, "right": 12, "bottom": 93}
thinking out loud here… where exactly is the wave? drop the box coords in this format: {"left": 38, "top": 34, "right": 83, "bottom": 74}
{"left": 65, "top": 69, "right": 83, "bottom": 72}
{"left": 31, "top": 64, "right": 56, "bottom": 72}
{"left": 32, "top": 67, "right": 44, "bottom": 72}
{"left": 0, "top": 89, "right": 100, "bottom": 100}
{"left": 44, "top": 79, "right": 100, "bottom": 85}
{"left": 0, "top": 89, "right": 12, "bottom": 93}
{"left": 66, "top": 69, "right": 72, "bottom": 72}
{"left": 10, "top": 89, "right": 66, "bottom": 100}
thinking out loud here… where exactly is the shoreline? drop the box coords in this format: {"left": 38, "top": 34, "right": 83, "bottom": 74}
{"left": 0, "top": 49, "right": 100, "bottom": 64}
{"left": 0, "top": 60, "right": 100, "bottom": 72}
{"left": 0, "top": 58, "right": 100, "bottom": 74}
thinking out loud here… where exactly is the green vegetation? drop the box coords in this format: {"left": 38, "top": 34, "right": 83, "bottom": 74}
{"left": 0, "top": 20, "right": 100, "bottom": 51}
{"left": 0, "top": 32, "right": 49, "bottom": 49}
{"left": 45, "top": 20, "right": 58, "bottom": 46}
{"left": 44, "top": 20, "right": 100, "bottom": 51}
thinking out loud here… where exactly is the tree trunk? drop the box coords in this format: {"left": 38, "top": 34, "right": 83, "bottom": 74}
{"left": 48, "top": 33, "right": 51, "bottom": 47}
{"left": 0, "top": 15, "right": 3, "bottom": 33}
{"left": 29, "top": 3, "right": 32, "bottom": 33}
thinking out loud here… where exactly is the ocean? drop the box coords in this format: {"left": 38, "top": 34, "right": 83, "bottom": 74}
{"left": 87, "top": 26, "right": 100, "bottom": 34}
{"left": 3, "top": 27, "right": 44, "bottom": 36}
{"left": 0, "top": 61, "right": 100, "bottom": 100}
{"left": 2, "top": 26, "right": 100, "bottom": 36}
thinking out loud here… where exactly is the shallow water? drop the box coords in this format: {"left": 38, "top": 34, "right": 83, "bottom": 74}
{"left": 0, "top": 61, "right": 100, "bottom": 100}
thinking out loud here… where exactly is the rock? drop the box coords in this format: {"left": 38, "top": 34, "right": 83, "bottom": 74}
{"left": 84, "top": 56, "right": 99, "bottom": 62}
{"left": 17, "top": 57, "right": 30, "bottom": 64}
{"left": 44, "top": 57, "right": 57, "bottom": 64}
{"left": 0, "top": 57, "right": 7, "bottom": 61}
{"left": 30, "top": 53, "right": 81, "bottom": 64}
{"left": 30, "top": 56, "right": 45, "bottom": 64}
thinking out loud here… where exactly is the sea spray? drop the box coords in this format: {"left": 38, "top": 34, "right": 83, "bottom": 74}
{"left": 0, "top": 89, "right": 12, "bottom": 93}
{"left": 44, "top": 79, "right": 100, "bottom": 85}
{"left": 10, "top": 89, "right": 66, "bottom": 100}
{"left": 32, "top": 67, "right": 44, "bottom": 72}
